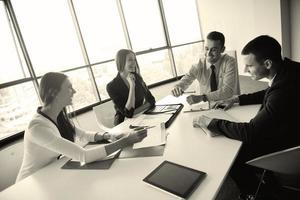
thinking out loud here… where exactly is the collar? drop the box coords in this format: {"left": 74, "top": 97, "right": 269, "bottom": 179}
{"left": 206, "top": 54, "right": 223, "bottom": 70}
{"left": 37, "top": 107, "right": 59, "bottom": 129}
{"left": 268, "top": 73, "right": 277, "bottom": 87}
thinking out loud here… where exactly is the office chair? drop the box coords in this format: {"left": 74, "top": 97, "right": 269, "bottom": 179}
{"left": 246, "top": 146, "right": 300, "bottom": 199}
{"left": 93, "top": 100, "right": 116, "bottom": 129}
{"left": 225, "top": 50, "right": 241, "bottom": 95}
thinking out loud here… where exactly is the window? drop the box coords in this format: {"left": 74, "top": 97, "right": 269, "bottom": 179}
{"left": 0, "top": 2, "right": 29, "bottom": 84}
{"left": 0, "top": 0, "right": 203, "bottom": 142}
{"left": 73, "top": 0, "right": 127, "bottom": 63}
{"left": 65, "top": 69, "right": 98, "bottom": 110}
{"left": 163, "top": 0, "right": 202, "bottom": 45}
{"left": 172, "top": 43, "right": 204, "bottom": 76}
{"left": 121, "top": 0, "right": 166, "bottom": 51}
{"left": 0, "top": 82, "right": 39, "bottom": 140}
{"left": 137, "top": 50, "right": 173, "bottom": 85}
{"left": 11, "top": 0, "right": 85, "bottom": 75}
{"left": 92, "top": 62, "right": 118, "bottom": 101}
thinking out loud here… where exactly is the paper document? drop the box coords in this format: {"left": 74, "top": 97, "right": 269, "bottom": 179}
{"left": 194, "top": 110, "right": 239, "bottom": 137}
{"left": 133, "top": 122, "right": 167, "bottom": 149}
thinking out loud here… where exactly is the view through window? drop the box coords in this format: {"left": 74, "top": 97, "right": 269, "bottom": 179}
{"left": 0, "top": 0, "right": 203, "bottom": 141}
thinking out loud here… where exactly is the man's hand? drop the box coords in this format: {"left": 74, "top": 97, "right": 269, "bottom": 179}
{"left": 171, "top": 87, "right": 183, "bottom": 97}
{"left": 212, "top": 95, "right": 239, "bottom": 110}
{"left": 186, "top": 95, "right": 205, "bottom": 105}
{"left": 193, "top": 115, "right": 212, "bottom": 128}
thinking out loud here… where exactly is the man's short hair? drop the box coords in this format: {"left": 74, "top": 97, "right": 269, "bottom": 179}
{"left": 241, "top": 35, "right": 282, "bottom": 63}
{"left": 207, "top": 31, "right": 225, "bottom": 47}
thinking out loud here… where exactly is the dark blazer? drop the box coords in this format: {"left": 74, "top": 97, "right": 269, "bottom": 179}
{"left": 106, "top": 73, "right": 156, "bottom": 126}
{"left": 208, "top": 58, "right": 300, "bottom": 161}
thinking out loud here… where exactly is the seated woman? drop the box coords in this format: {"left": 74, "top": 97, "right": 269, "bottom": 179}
{"left": 107, "top": 49, "right": 156, "bottom": 126}
{"left": 16, "top": 72, "right": 147, "bottom": 182}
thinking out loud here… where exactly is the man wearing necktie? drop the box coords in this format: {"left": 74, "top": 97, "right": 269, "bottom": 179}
{"left": 195, "top": 35, "right": 300, "bottom": 198}
{"left": 171, "top": 31, "right": 240, "bottom": 105}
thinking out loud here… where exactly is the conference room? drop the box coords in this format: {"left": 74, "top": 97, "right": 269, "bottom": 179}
{"left": 1, "top": 0, "right": 299, "bottom": 199}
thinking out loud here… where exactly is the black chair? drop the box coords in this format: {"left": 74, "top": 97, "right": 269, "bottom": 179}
{"left": 246, "top": 146, "right": 300, "bottom": 199}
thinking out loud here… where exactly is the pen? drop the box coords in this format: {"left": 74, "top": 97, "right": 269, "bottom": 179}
{"left": 129, "top": 125, "right": 156, "bottom": 130}
{"left": 183, "top": 108, "right": 209, "bottom": 113}
{"left": 183, "top": 91, "right": 196, "bottom": 94}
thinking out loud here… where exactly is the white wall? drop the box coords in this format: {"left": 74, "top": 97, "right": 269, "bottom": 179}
{"left": 290, "top": 0, "right": 300, "bottom": 62}
{"left": 197, "top": 0, "right": 283, "bottom": 74}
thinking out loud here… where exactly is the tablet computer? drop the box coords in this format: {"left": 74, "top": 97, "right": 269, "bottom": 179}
{"left": 143, "top": 160, "right": 206, "bottom": 199}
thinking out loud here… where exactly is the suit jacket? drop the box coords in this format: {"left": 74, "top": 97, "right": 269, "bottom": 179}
{"left": 208, "top": 58, "right": 300, "bottom": 161}
{"left": 106, "top": 73, "right": 156, "bottom": 125}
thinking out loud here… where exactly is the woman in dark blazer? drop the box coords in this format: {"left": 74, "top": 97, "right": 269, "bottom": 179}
{"left": 107, "top": 49, "right": 155, "bottom": 126}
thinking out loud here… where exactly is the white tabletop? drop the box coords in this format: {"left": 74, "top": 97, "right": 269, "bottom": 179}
{"left": 0, "top": 95, "right": 260, "bottom": 200}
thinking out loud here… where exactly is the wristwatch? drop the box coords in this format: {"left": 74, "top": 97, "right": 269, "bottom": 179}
{"left": 103, "top": 132, "right": 110, "bottom": 140}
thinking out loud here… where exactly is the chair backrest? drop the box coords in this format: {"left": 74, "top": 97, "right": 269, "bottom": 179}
{"left": 247, "top": 146, "right": 300, "bottom": 175}
{"left": 93, "top": 101, "right": 116, "bottom": 129}
{"left": 247, "top": 146, "right": 300, "bottom": 190}
{"left": 225, "top": 50, "right": 241, "bottom": 95}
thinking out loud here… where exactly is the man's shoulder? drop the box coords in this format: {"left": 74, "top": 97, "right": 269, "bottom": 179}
{"left": 222, "top": 53, "right": 236, "bottom": 62}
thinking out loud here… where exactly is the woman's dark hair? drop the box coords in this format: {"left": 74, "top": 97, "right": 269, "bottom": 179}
{"left": 39, "top": 72, "right": 75, "bottom": 142}
{"left": 241, "top": 35, "right": 282, "bottom": 64}
{"left": 115, "top": 49, "right": 140, "bottom": 74}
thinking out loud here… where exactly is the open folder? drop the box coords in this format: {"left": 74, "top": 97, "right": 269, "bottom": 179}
{"left": 131, "top": 121, "right": 167, "bottom": 149}
{"left": 61, "top": 150, "right": 121, "bottom": 170}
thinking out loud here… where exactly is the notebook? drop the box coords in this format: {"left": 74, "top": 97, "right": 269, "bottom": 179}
{"left": 144, "top": 103, "right": 184, "bottom": 128}
{"left": 143, "top": 161, "right": 206, "bottom": 199}
{"left": 61, "top": 150, "right": 120, "bottom": 170}
{"left": 119, "top": 145, "right": 165, "bottom": 158}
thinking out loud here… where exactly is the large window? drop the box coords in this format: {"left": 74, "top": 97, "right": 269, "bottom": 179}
{"left": 0, "top": 0, "right": 203, "bottom": 141}
{"left": 162, "top": 0, "right": 202, "bottom": 45}
{"left": 0, "top": 2, "right": 29, "bottom": 84}
{"left": 121, "top": 0, "right": 166, "bottom": 51}
{"left": 73, "top": 0, "right": 127, "bottom": 63}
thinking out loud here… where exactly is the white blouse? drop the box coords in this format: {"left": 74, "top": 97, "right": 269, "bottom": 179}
{"left": 16, "top": 112, "right": 107, "bottom": 182}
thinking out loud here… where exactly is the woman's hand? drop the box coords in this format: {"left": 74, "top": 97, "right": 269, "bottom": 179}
{"left": 126, "top": 73, "right": 136, "bottom": 87}
{"left": 125, "top": 128, "right": 147, "bottom": 145}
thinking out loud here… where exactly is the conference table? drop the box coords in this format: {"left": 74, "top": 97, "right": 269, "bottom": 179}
{"left": 0, "top": 95, "right": 260, "bottom": 200}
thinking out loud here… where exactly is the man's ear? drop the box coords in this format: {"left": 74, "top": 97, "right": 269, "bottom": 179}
{"left": 221, "top": 46, "right": 225, "bottom": 53}
{"left": 264, "top": 59, "right": 272, "bottom": 70}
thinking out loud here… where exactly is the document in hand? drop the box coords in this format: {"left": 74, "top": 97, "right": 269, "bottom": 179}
{"left": 193, "top": 110, "right": 239, "bottom": 137}
{"left": 133, "top": 122, "right": 167, "bottom": 149}
{"left": 143, "top": 161, "right": 206, "bottom": 199}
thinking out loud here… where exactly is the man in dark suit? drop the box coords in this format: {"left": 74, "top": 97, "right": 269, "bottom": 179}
{"left": 194, "top": 35, "right": 300, "bottom": 198}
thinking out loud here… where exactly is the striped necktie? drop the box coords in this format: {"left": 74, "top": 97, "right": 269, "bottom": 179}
{"left": 210, "top": 65, "right": 217, "bottom": 92}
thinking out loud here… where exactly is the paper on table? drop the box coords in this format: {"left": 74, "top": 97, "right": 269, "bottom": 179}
{"left": 194, "top": 109, "right": 239, "bottom": 137}
{"left": 133, "top": 123, "right": 167, "bottom": 149}
{"left": 131, "top": 114, "right": 171, "bottom": 127}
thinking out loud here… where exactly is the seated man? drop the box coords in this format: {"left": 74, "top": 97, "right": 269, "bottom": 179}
{"left": 196, "top": 35, "right": 300, "bottom": 198}
{"left": 171, "top": 31, "right": 240, "bottom": 105}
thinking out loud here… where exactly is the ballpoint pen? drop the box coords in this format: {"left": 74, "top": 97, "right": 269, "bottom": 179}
{"left": 129, "top": 125, "right": 156, "bottom": 130}
{"left": 183, "top": 91, "right": 196, "bottom": 94}
{"left": 183, "top": 108, "right": 210, "bottom": 113}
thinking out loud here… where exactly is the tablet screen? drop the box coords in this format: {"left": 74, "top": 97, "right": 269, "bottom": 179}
{"left": 143, "top": 161, "right": 206, "bottom": 199}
